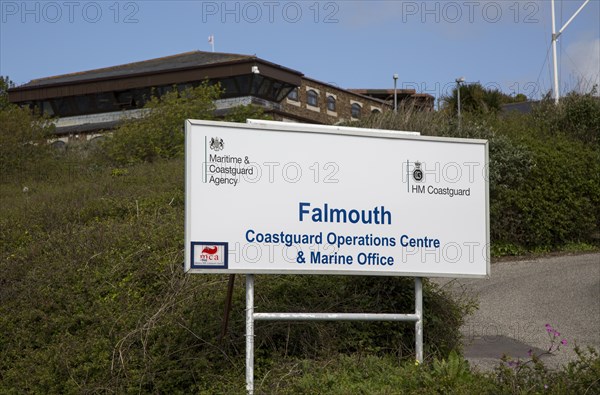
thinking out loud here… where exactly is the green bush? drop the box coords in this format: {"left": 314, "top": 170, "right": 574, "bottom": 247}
{"left": 514, "top": 135, "right": 599, "bottom": 246}
{"left": 100, "top": 83, "right": 271, "bottom": 165}
{"left": 0, "top": 158, "right": 475, "bottom": 393}
{"left": 2, "top": 88, "right": 598, "bottom": 392}
{"left": 0, "top": 104, "right": 55, "bottom": 182}
{"left": 101, "top": 83, "right": 221, "bottom": 165}
{"left": 249, "top": 275, "right": 475, "bottom": 363}
{"left": 355, "top": 99, "right": 600, "bottom": 253}
{"left": 254, "top": 346, "right": 600, "bottom": 394}
{"left": 488, "top": 108, "right": 600, "bottom": 249}
{"left": 533, "top": 91, "right": 600, "bottom": 146}
{"left": 493, "top": 346, "right": 600, "bottom": 395}
{"left": 441, "top": 82, "right": 528, "bottom": 116}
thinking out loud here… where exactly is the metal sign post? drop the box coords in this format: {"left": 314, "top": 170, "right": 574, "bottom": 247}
{"left": 415, "top": 277, "right": 423, "bottom": 363}
{"left": 245, "top": 274, "right": 255, "bottom": 395}
{"left": 245, "top": 274, "right": 423, "bottom": 395}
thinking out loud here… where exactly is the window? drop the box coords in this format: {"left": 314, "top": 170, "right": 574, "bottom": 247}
{"left": 50, "top": 140, "right": 66, "bottom": 152}
{"left": 41, "top": 101, "right": 55, "bottom": 116}
{"left": 351, "top": 103, "right": 362, "bottom": 119}
{"left": 327, "top": 95, "right": 336, "bottom": 112}
{"left": 307, "top": 89, "right": 318, "bottom": 107}
{"left": 371, "top": 108, "right": 381, "bottom": 114}
{"left": 287, "top": 88, "right": 299, "bottom": 101}
{"left": 89, "top": 136, "right": 107, "bottom": 147}
{"left": 220, "top": 77, "right": 240, "bottom": 98}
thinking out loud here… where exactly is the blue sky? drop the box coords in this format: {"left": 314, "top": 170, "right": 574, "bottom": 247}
{"left": 1, "top": 1, "right": 598, "bottom": 106}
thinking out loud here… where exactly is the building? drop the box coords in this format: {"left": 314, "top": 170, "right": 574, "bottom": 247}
{"left": 8, "top": 51, "right": 434, "bottom": 144}
{"left": 348, "top": 89, "right": 434, "bottom": 112}
{"left": 500, "top": 101, "right": 539, "bottom": 114}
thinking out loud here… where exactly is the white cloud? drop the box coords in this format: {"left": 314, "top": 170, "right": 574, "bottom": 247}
{"left": 562, "top": 37, "right": 600, "bottom": 93}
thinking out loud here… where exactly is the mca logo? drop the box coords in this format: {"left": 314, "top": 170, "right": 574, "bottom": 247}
{"left": 191, "top": 242, "right": 228, "bottom": 269}
{"left": 201, "top": 246, "right": 219, "bottom": 255}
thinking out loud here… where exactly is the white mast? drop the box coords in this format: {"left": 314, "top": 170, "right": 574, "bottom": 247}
{"left": 550, "top": 0, "right": 591, "bottom": 104}
{"left": 208, "top": 34, "right": 215, "bottom": 52}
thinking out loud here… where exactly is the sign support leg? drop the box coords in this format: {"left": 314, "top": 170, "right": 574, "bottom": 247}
{"left": 246, "top": 274, "right": 255, "bottom": 395}
{"left": 220, "top": 274, "right": 236, "bottom": 340}
{"left": 415, "top": 277, "right": 423, "bottom": 363}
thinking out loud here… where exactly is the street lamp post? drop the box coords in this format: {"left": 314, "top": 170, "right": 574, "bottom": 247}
{"left": 455, "top": 77, "right": 465, "bottom": 128}
{"left": 393, "top": 74, "right": 398, "bottom": 113}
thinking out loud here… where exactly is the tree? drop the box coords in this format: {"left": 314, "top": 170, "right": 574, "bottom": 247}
{"left": 442, "top": 83, "right": 527, "bottom": 116}
{"left": 102, "top": 83, "right": 271, "bottom": 165}
{"left": 0, "top": 76, "right": 15, "bottom": 110}
{"left": 223, "top": 103, "right": 269, "bottom": 123}
{"left": 0, "top": 103, "right": 54, "bottom": 179}
{"left": 532, "top": 87, "right": 600, "bottom": 145}
{"left": 102, "top": 83, "right": 221, "bottom": 164}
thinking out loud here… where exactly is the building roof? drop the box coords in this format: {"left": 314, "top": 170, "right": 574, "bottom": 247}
{"left": 9, "top": 51, "right": 304, "bottom": 102}
{"left": 8, "top": 50, "right": 435, "bottom": 126}
{"left": 300, "top": 77, "right": 388, "bottom": 105}
{"left": 501, "top": 101, "right": 539, "bottom": 114}
{"left": 18, "top": 51, "right": 296, "bottom": 88}
{"left": 349, "top": 88, "right": 418, "bottom": 95}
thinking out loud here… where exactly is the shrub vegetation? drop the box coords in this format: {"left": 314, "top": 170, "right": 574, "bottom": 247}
{"left": 1, "top": 81, "right": 598, "bottom": 392}
{"left": 356, "top": 93, "right": 600, "bottom": 254}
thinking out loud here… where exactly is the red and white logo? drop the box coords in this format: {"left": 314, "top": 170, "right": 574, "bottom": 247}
{"left": 192, "top": 242, "right": 227, "bottom": 268}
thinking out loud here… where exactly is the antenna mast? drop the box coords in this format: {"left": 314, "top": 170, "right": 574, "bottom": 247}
{"left": 550, "top": 0, "right": 591, "bottom": 104}
{"left": 208, "top": 34, "right": 215, "bottom": 52}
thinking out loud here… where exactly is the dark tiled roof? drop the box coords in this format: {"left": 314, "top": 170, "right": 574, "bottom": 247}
{"left": 54, "top": 120, "right": 121, "bottom": 135}
{"left": 21, "top": 51, "right": 255, "bottom": 88}
{"left": 348, "top": 89, "right": 434, "bottom": 103}
{"left": 348, "top": 88, "right": 418, "bottom": 95}
{"left": 501, "top": 101, "right": 539, "bottom": 114}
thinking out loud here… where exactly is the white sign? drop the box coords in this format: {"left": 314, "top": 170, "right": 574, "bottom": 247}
{"left": 185, "top": 119, "right": 489, "bottom": 278}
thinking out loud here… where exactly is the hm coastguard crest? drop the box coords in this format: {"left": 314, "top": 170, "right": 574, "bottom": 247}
{"left": 412, "top": 161, "right": 424, "bottom": 182}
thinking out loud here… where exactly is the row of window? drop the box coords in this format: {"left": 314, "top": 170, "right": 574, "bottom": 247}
{"left": 287, "top": 88, "right": 380, "bottom": 119}
{"left": 289, "top": 88, "right": 337, "bottom": 110}
{"left": 25, "top": 76, "right": 297, "bottom": 118}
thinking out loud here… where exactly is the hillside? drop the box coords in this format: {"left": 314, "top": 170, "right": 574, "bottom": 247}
{"left": 1, "top": 92, "right": 599, "bottom": 393}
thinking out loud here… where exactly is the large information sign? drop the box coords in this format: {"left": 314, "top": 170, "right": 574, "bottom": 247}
{"left": 185, "top": 119, "right": 489, "bottom": 278}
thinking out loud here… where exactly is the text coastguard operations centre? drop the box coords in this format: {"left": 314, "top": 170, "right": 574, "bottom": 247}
{"left": 244, "top": 202, "right": 442, "bottom": 267}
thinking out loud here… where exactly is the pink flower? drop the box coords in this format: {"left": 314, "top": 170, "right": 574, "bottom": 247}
{"left": 561, "top": 339, "right": 568, "bottom": 346}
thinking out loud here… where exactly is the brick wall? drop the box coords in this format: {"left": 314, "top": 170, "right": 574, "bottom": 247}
{"left": 279, "top": 77, "right": 387, "bottom": 124}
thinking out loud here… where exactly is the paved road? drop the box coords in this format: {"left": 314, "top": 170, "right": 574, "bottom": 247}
{"left": 435, "top": 253, "right": 600, "bottom": 371}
